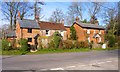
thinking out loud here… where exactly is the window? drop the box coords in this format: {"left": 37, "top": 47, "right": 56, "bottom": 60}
{"left": 99, "top": 30, "right": 101, "bottom": 34}
{"left": 28, "top": 28, "right": 32, "bottom": 33}
{"left": 46, "top": 30, "right": 49, "bottom": 35}
{"left": 88, "top": 36, "right": 90, "bottom": 43}
{"left": 87, "top": 29, "right": 90, "bottom": 34}
{"left": 99, "top": 37, "right": 101, "bottom": 42}
{"left": 61, "top": 31, "right": 64, "bottom": 36}
{"left": 94, "top": 30, "right": 96, "bottom": 34}
{"left": 28, "top": 38, "right": 32, "bottom": 42}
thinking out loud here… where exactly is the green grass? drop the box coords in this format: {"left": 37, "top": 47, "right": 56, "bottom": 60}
{"left": 2, "top": 47, "right": 119, "bottom": 55}
{"left": 92, "top": 47, "right": 119, "bottom": 51}
{"left": 2, "top": 50, "right": 22, "bottom": 55}
{"left": 27, "top": 48, "right": 90, "bottom": 55}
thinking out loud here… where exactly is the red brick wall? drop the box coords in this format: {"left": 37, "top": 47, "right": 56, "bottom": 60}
{"left": 16, "top": 21, "right": 67, "bottom": 45}
{"left": 16, "top": 21, "right": 41, "bottom": 45}
{"left": 65, "top": 27, "right": 70, "bottom": 39}
{"left": 66, "top": 23, "right": 105, "bottom": 43}
{"left": 73, "top": 23, "right": 105, "bottom": 43}
{"left": 21, "top": 28, "right": 41, "bottom": 45}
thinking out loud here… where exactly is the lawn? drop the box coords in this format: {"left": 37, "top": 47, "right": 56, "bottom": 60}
{"left": 27, "top": 48, "right": 90, "bottom": 55}
{"left": 2, "top": 47, "right": 119, "bottom": 55}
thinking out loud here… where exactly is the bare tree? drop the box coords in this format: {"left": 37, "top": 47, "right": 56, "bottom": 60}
{"left": 104, "top": 7, "right": 118, "bottom": 35}
{"left": 49, "top": 9, "right": 64, "bottom": 23}
{"left": 66, "top": 2, "right": 84, "bottom": 25}
{"left": 2, "top": 2, "right": 15, "bottom": 30}
{"left": 71, "top": 2, "right": 83, "bottom": 20}
{"left": 87, "top": 2, "right": 103, "bottom": 24}
{"left": 1, "top": 2, "right": 33, "bottom": 30}
{"left": 32, "top": 2, "right": 44, "bottom": 19}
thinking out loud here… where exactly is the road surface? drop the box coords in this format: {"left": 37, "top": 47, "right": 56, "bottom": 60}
{"left": 2, "top": 50, "right": 119, "bottom": 71}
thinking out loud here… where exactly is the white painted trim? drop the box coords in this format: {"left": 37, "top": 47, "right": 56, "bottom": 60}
{"left": 88, "top": 37, "right": 90, "bottom": 42}
{"left": 87, "top": 29, "right": 90, "bottom": 34}
{"left": 99, "top": 37, "right": 101, "bottom": 42}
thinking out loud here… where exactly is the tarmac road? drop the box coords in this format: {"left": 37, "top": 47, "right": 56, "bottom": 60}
{"left": 2, "top": 50, "right": 119, "bottom": 71}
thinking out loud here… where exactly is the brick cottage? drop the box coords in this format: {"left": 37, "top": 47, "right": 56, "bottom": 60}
{"left": 6, "top": 12, "right": 105, "bottom": 47}
{"left": 65, "top": 17, "right": 105, "bottom": 44}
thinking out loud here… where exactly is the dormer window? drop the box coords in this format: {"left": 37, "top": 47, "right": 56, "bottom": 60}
{"left": 28, "top": 28, "right": 32, "bottom": 33}
{"left": 87, "top": 29, "right": 90, "bottom": 34}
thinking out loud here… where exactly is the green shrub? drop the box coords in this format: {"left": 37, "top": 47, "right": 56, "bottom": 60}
{"left": 117, "top": 36, "right": 120, "bottom": 48}
{"left": 53, "top": 31, "right": 62, "bottom": 48}
{"left": 59, "top": 41, "right": 64, "bottom": 49}
{"left": 74, "top": 41, "right": 89, "bottom": 48}
{"left": 2, "top": 39, "right": 11, "bottom": 51}
{"left": 99, "top": 42, "right": 104, "bottom": 45}
{"left": 74, "top": 41, "right": 80, "bottom": 48}
{"left": 70, "top": 25, "right": 77, "bottom": 40}
{"left": 11, "top": 39, "right": 16, "bottom": 49}
{"left": 108, "top": 36, "right": 116, "bottom": 47}
{"left": 19, "top": 39, "right": 28, "bottom": 52}
{"left": 48, "top": 40, "right": 55, "bottom": 48}
{"left": 63, "top": 40, "right": 73, "bottom": 49}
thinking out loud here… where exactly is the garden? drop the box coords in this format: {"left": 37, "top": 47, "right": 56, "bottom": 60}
{"left": 1, "top": 31, "right": 119, "bottom": 55}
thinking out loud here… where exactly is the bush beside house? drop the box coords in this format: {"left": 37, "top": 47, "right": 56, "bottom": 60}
{"left": 70, "top": 25, "right": 77, "bottom": 40}
{"left": 2, "top": 39, "right": 10, "bottom": 51}
{"left": 18, "top": 39, "right": 28, "bottom": 54}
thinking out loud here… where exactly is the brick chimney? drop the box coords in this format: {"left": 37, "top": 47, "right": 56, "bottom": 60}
{"left": 95, "top": 20, "right": 99, "bottom": 25}
{"left": 61, "top": 18, "right": 64, "bottom": 25}
{"left": 75, "top": 16, "right": 79, "bottom": 23}
{"left": 17, "top": 11, "right": 21, "bottom": 20}
{"left": 35, "top": 16, "right": 39, "bottom": 23}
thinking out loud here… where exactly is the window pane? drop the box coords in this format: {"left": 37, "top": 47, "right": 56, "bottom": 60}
{"left": 46, "top": 30, "right": 49, "bottom": 35}
{"left": 28, "top": 28, "right": 32, "bottom": 33}
{"left": 28, "top": 38, "right": 32, "bottom": 42}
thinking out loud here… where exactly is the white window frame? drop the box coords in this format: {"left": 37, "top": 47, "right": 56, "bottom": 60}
{"left": 46, "top": 30, "right": 50, "bottom": 36}
{"left": 94, "top": 30, "right": 96, "bottom": 34}
{"left": 99, "top": 30, "right": 101, "bottom": 34}
{"left": 61, "top": 31, "right": 64, "bottom": 37}
{"left": 99, "top": 37, "right": 101, "bottom": 42}
{"left": 87, "top": 29, "right": 90, "bottom": 34}
{"left": 88, "top": 37, "right": 90, "bottom": 43}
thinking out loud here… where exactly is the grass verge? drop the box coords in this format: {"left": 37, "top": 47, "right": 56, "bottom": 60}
{"left": 2, "top": 47, "right": 119, "bottom": 55}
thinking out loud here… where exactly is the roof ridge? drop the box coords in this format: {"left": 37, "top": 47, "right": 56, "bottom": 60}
{"left": 22, "top": 19, "right": 35, "bottom": 21}
{"left": 40, "top": 21, "right": 62, "bottom": 24}
{"left": 74, "top": 22, "right": 105, "bottom": 29}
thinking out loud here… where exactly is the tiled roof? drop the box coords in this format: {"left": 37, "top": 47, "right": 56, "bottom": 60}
{"left": 18, "top": 19, "right": 66, "bottom": 30}
{"left": 74, "top": 22, "right": 105, "bottom": 30}
{"left": 64, "top": 26, "right": 71, "bottom": 28}
{"left": 38, "top": 21, "right": 66, "bottom": 31}
{"left": 18, "top": 19, "right": 40, "bottom": 29}
{"left": 6, "top": 30, "right": 16, "bottom": 37}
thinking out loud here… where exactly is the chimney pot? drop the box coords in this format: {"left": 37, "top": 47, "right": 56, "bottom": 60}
{"left": 95, "top": 20, "right": 99, "bottom": 25}
{"left": 61, "top": 18, "right": 64, "bottom": 24}
{"left": 75, "top": 16, "right": 79, "bottom": 23}
{"left": 35, "top": 16, "right": 39, "bottom": 22}
{"left": 17, "top": 11, "right": 21, "bottom": 20}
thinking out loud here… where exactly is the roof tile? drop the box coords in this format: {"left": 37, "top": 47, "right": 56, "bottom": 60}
{"left": 38, "top": 21, "right": 66, "bottom": 31}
